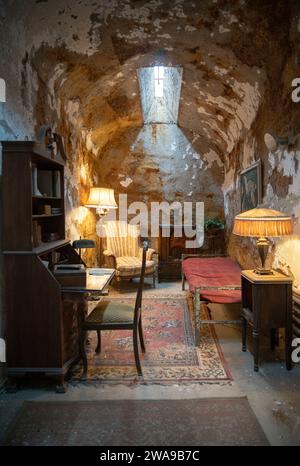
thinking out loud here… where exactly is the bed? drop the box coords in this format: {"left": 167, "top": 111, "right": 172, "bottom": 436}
{"left": 182, "top": 255, "right": 242, "bottom": 345}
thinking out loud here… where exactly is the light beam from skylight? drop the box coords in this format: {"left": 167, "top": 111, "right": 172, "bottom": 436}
{"left": 154, "top": 66, "right": 164, "bottom": 98}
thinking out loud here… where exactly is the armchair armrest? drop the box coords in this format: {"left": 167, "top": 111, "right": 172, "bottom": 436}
{"left": 139, "top": 247, "right": 157, "bottom": 261}
{"left": 103, "top": 250, "right": 117, "bottom": 269}
{"left": 146, "top": 248, "right": 157, "bottom": 261}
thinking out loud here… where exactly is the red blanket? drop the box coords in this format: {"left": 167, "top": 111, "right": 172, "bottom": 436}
{"left": 182, "top": 257, "right": 241, "bottom": 304}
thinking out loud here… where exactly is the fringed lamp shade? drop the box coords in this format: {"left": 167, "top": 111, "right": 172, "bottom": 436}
{"left": 233, "top": 208, "right": 292, "bottom": 238}
{"left": 233, "top": 207, "right": 293, "bottom": 275}
{"left": 85, "top": 187, "right": 117, "bottom": 210}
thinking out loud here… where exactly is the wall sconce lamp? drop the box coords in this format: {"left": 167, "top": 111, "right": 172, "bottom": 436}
{"left": 233, "top": 207, "right": 293, "bottom": 275}
{"left": 85, "top": 187, "right": 118, "bottom": 218}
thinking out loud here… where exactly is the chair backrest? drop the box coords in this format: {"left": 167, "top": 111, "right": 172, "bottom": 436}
{"left": 134, "top": 241, "right": 148, "bottom": 327}
{"left": 103, "top": 221, "right": 140, "bottom": 258}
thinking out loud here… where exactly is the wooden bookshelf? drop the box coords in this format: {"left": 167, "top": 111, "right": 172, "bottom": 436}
{"left": 1, "top": 141, "right": 83, "bottom": 392}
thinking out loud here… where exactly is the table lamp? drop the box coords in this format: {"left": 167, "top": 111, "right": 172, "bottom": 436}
{"left": 85, "top": 187, "right": 118, "bottom": 267}
{"left": 233, "top": 207, "right": 293, "bottom": 275}
{"left": 85, "top": 187, "right": 117, "bottom": 217}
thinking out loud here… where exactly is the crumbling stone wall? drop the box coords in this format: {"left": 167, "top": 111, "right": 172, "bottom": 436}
{"left": 224, "top": 1, "right": 300, "bottom": 289}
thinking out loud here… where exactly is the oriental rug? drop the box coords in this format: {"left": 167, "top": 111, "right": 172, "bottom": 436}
{"left": 70, "top": 295, "right": 232, "bottom": 384}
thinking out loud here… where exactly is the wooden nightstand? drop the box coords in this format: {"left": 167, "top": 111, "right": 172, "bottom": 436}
{"left": 241, "top": 270, "right": 293, "bottom": 372}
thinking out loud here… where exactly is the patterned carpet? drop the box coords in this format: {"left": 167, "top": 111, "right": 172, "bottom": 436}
{"left": 71, "top": 295, "right": 232, "bottom": 384}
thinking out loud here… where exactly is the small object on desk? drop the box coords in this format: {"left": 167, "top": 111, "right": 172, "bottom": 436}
{"left": 61, "top": 268, "right": 116, "bottom": 293}
{"left": 89, "top": 268, "right": 115, "bottom": 276}
{"left": 55, "top": 264, "right": 85, "bottom": 271}
{"left": 53, "top": 263, "right": 86, "bottom": 287}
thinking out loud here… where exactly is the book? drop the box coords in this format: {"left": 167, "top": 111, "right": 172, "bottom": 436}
{"left": 32, "top": 220, "right": 42, "bottom": 247}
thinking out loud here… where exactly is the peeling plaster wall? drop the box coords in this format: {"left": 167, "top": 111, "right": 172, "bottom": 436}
{"left": 224, "top": 2, "right": 300, "bottom": 289}
{"left": 264, "top": 149, "right": 300, "bottom": 288}
{"left": 227, "top": 146, "right": 300, "bottom": 290}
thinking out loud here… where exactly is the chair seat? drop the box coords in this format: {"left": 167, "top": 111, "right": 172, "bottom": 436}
{"left": 86, "top": 300, "right": 135, "bottom": 326}
{"left": 116, "top": 256, "right": 155, "bottom": 277}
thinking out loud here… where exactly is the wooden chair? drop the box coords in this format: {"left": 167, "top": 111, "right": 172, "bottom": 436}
{"left": 79, "top": 241, "right": 148, "bottom": 378}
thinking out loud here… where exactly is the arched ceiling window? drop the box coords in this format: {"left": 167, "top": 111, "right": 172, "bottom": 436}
{"left": 138, "top": 66, "right": 183, "bottom": 124}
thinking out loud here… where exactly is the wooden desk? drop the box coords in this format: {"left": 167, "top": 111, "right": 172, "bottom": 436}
{"left": 241, "top": 270, "right": 293, "bottom": 372}
{"left": 59, "top": 268, "right": 115, "bottom": 392}
{"left": 61, "top": 268, "right": 115, "bottom": 294}
{"left": 5, "top": 242, "right": 115, "bottom": 392}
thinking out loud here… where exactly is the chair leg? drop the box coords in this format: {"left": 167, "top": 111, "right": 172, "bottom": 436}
{"left": 194, "top": 292, "right": 201, "bottom": 346}
{"left": 79, "top": 329, "right": 88, "bottom": 378}
{"left": 242, "top": 316, "right": 247, "bottom": 352}
{"left": 138, "top": 317, "right": 146, "bottom": 352}
{"left": 152, "top": 272, "right": 156, "bottom": 289}
{"left": 95, "top": 330, "right": 101, "bottom": 353}
{"left": 133, "top": 328, "right": 143, "bottom": 376}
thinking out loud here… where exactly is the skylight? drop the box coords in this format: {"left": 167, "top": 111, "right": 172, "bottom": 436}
{"left": 138, "top": 66, "right": 183, "bottom": 124}
{"left": 154, "top": 66, "right": 164, "bottom": 98}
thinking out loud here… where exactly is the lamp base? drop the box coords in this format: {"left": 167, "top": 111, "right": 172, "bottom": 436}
{"left": 96, "top": 206, "right": 109, "bottom": 217}
{"left": 253, "top": 267, "right": 274, "bottom": 276}
{"left": 255, "top": 237, "right": 272, "bottom": 275}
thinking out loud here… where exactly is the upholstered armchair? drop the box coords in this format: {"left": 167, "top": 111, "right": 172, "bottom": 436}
{"left": 102, "top": 221, "right": 157, "bottom": 287}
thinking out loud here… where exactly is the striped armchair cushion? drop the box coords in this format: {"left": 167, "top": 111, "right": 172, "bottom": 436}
{"left": 103, "top": 221, "right": 140, "bottom": 257}
{"left": 116, "top": 256, "right": 155, "bottom": 277}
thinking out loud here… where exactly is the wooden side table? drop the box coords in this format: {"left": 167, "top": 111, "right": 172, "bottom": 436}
{"left": 241, "top": 270, "right": 293, "bottom": 372}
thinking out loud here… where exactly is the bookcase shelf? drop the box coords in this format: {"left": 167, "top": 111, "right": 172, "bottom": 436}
{"left": 1, "top": 141, "right": 82, "bottom": 391}
{"left": 32, "top": 214, "right": 63, "bottom": 218}
{"left": 1, "top": 141, "right": 65, "bottom": 251}
{"left": 32, "top": 196, "right": 62, "bottom": 200}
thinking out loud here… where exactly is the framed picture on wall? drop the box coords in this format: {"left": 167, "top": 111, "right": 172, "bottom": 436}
{"left": 240, "top": 160, "right": 262, "bottom": 212}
